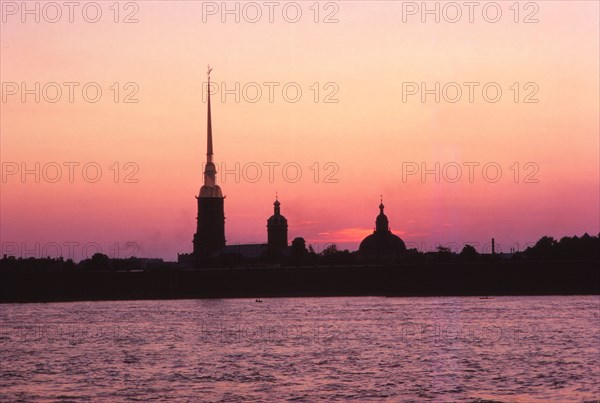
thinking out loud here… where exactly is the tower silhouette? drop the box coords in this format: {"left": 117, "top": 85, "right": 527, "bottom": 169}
{"left": 375, "top": 199, "right": 390, "bottom": 233}
{"left": 193, "top": 66, "right": 226, "bottom": 259}
{"left": 267, "top": 195, "right": 288, "bottom": 255}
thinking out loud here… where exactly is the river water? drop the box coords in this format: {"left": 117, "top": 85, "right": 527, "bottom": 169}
{"left": 1, "top": 296, "right": 598, "bottom": 402}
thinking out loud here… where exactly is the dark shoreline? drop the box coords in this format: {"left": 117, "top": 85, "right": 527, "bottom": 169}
{"left": 1, "top": 260, "right": 598, "bottom": 303}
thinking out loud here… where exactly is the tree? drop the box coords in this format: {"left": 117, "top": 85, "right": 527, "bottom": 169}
{"left": 434, "top": 245, "right": 454, "bottom": 262}
{"left": 321, "top": 244, "right": 339, "bottom": 256}
{"left": 526, "top": 236, "right": 558, "bottom": 260}
{"left": 88, "top": 253, "right": 110, "bottom": 270}
{"left": 63, "top": 258, "right": 76, "bottom": 271}
{"left": 535, "top": 236, "right": 557, "bottom": 249}
{"left": 460, "top": 244, "right": 479, "bottom": 260}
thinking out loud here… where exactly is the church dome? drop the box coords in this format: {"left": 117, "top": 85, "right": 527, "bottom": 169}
{"left": 359, "top": 198, "right": 406, "bottom": 257}
{"left": 268, "top": 214, "right": 288, "bottom": 225}
{"left": 267, "top": 197, "right": 288, "bottom": 226}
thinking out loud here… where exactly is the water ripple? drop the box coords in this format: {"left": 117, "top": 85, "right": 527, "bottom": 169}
{"left": 1, "top": 296, "right": 598, "bottom": 402}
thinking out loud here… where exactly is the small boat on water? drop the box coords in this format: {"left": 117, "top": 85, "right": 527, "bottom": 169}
{"left": 255, "top": 298, "right": 263, "bottom": 303}
{"left": 479, "top": 296, "right": 494, "bottom": 300}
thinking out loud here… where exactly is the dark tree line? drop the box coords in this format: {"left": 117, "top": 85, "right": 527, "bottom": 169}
{"left": 523, "top": 233, "right": 599, "bottom": 260}
{"left": 287, "top": 233, "right": 600, "bottom": 265}
{"left": 1, "top": 233, "right": 598, "bottom": 271}
{"left": 0, "top": 255, "right": 166, "bottom": 272}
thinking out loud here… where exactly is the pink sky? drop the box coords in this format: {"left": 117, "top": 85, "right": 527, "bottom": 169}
{"left": 1, "top": 1, "right": 598, "bottom": 261}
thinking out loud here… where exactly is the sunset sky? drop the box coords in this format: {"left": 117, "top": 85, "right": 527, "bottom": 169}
{"left": 1, "top": 1, "right": 598, "bottom": 261}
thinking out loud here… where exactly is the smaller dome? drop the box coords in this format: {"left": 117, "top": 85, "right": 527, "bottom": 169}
{"left": 376, "top": 213, "right": 389, "bottom": 230}
{"left": 267, "top": 214, "right": 287, "bottom": 225}
{"left": 267, "top": 196, "right": 287, "bottom": 227}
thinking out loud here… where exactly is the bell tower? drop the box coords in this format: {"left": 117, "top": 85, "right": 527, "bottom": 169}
{"left": 193, "top": 66, "right": 226, "bottom": 259}
{"left": 267, "top": 195, "right": 288, "bottom": 255}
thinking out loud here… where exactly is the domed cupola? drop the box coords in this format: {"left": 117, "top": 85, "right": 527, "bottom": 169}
{"left": 267, "top": 197, "right": 288, "bottom": 227}
{"left": 375, "top": 199, "right": 390, "bottom": 233}
{"left": 359, "top": 197, "right": 406, "bottom": 259}
{"left": 267, "top": 195, "right": 288, "bottom": 251}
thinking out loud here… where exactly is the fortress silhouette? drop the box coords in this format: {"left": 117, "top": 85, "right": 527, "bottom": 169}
{"left": 0, "top": 68, "right": 600, "bottom": 303}
{"left": 1, "top": 68, "right": 598, "bottom": 301}
{"left": 177, "top": 68, "right": 406, "bottom": 267}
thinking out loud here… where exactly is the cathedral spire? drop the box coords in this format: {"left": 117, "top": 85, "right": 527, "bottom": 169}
{"left": 199, "top": 65, "right": 222, "bottom": 197}
{"left": 206, "top": 65, "right": 213, "bottom": 163}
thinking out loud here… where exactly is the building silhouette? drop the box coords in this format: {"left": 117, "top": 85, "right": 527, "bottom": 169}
{"left": 178, "top": 68, "right": 301, "bottom": 267}
{"left": 359, "top": 198, "right": 406, "bottom": 260}
{"left": 181, "top": 69, "right": 414, "bottom": 266}
{"left": 267, "top": 196, "right": 288, "bottom": 257}
{"left": 192, "top": 67, "right": 226, "bottom": 260}
{"left": 218, "top": 197, "right": 291, "bottom": 264}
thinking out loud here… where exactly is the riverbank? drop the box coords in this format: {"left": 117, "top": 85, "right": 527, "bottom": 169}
{"left": 1, "top": 260, "right": 598, "bottom": 303}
